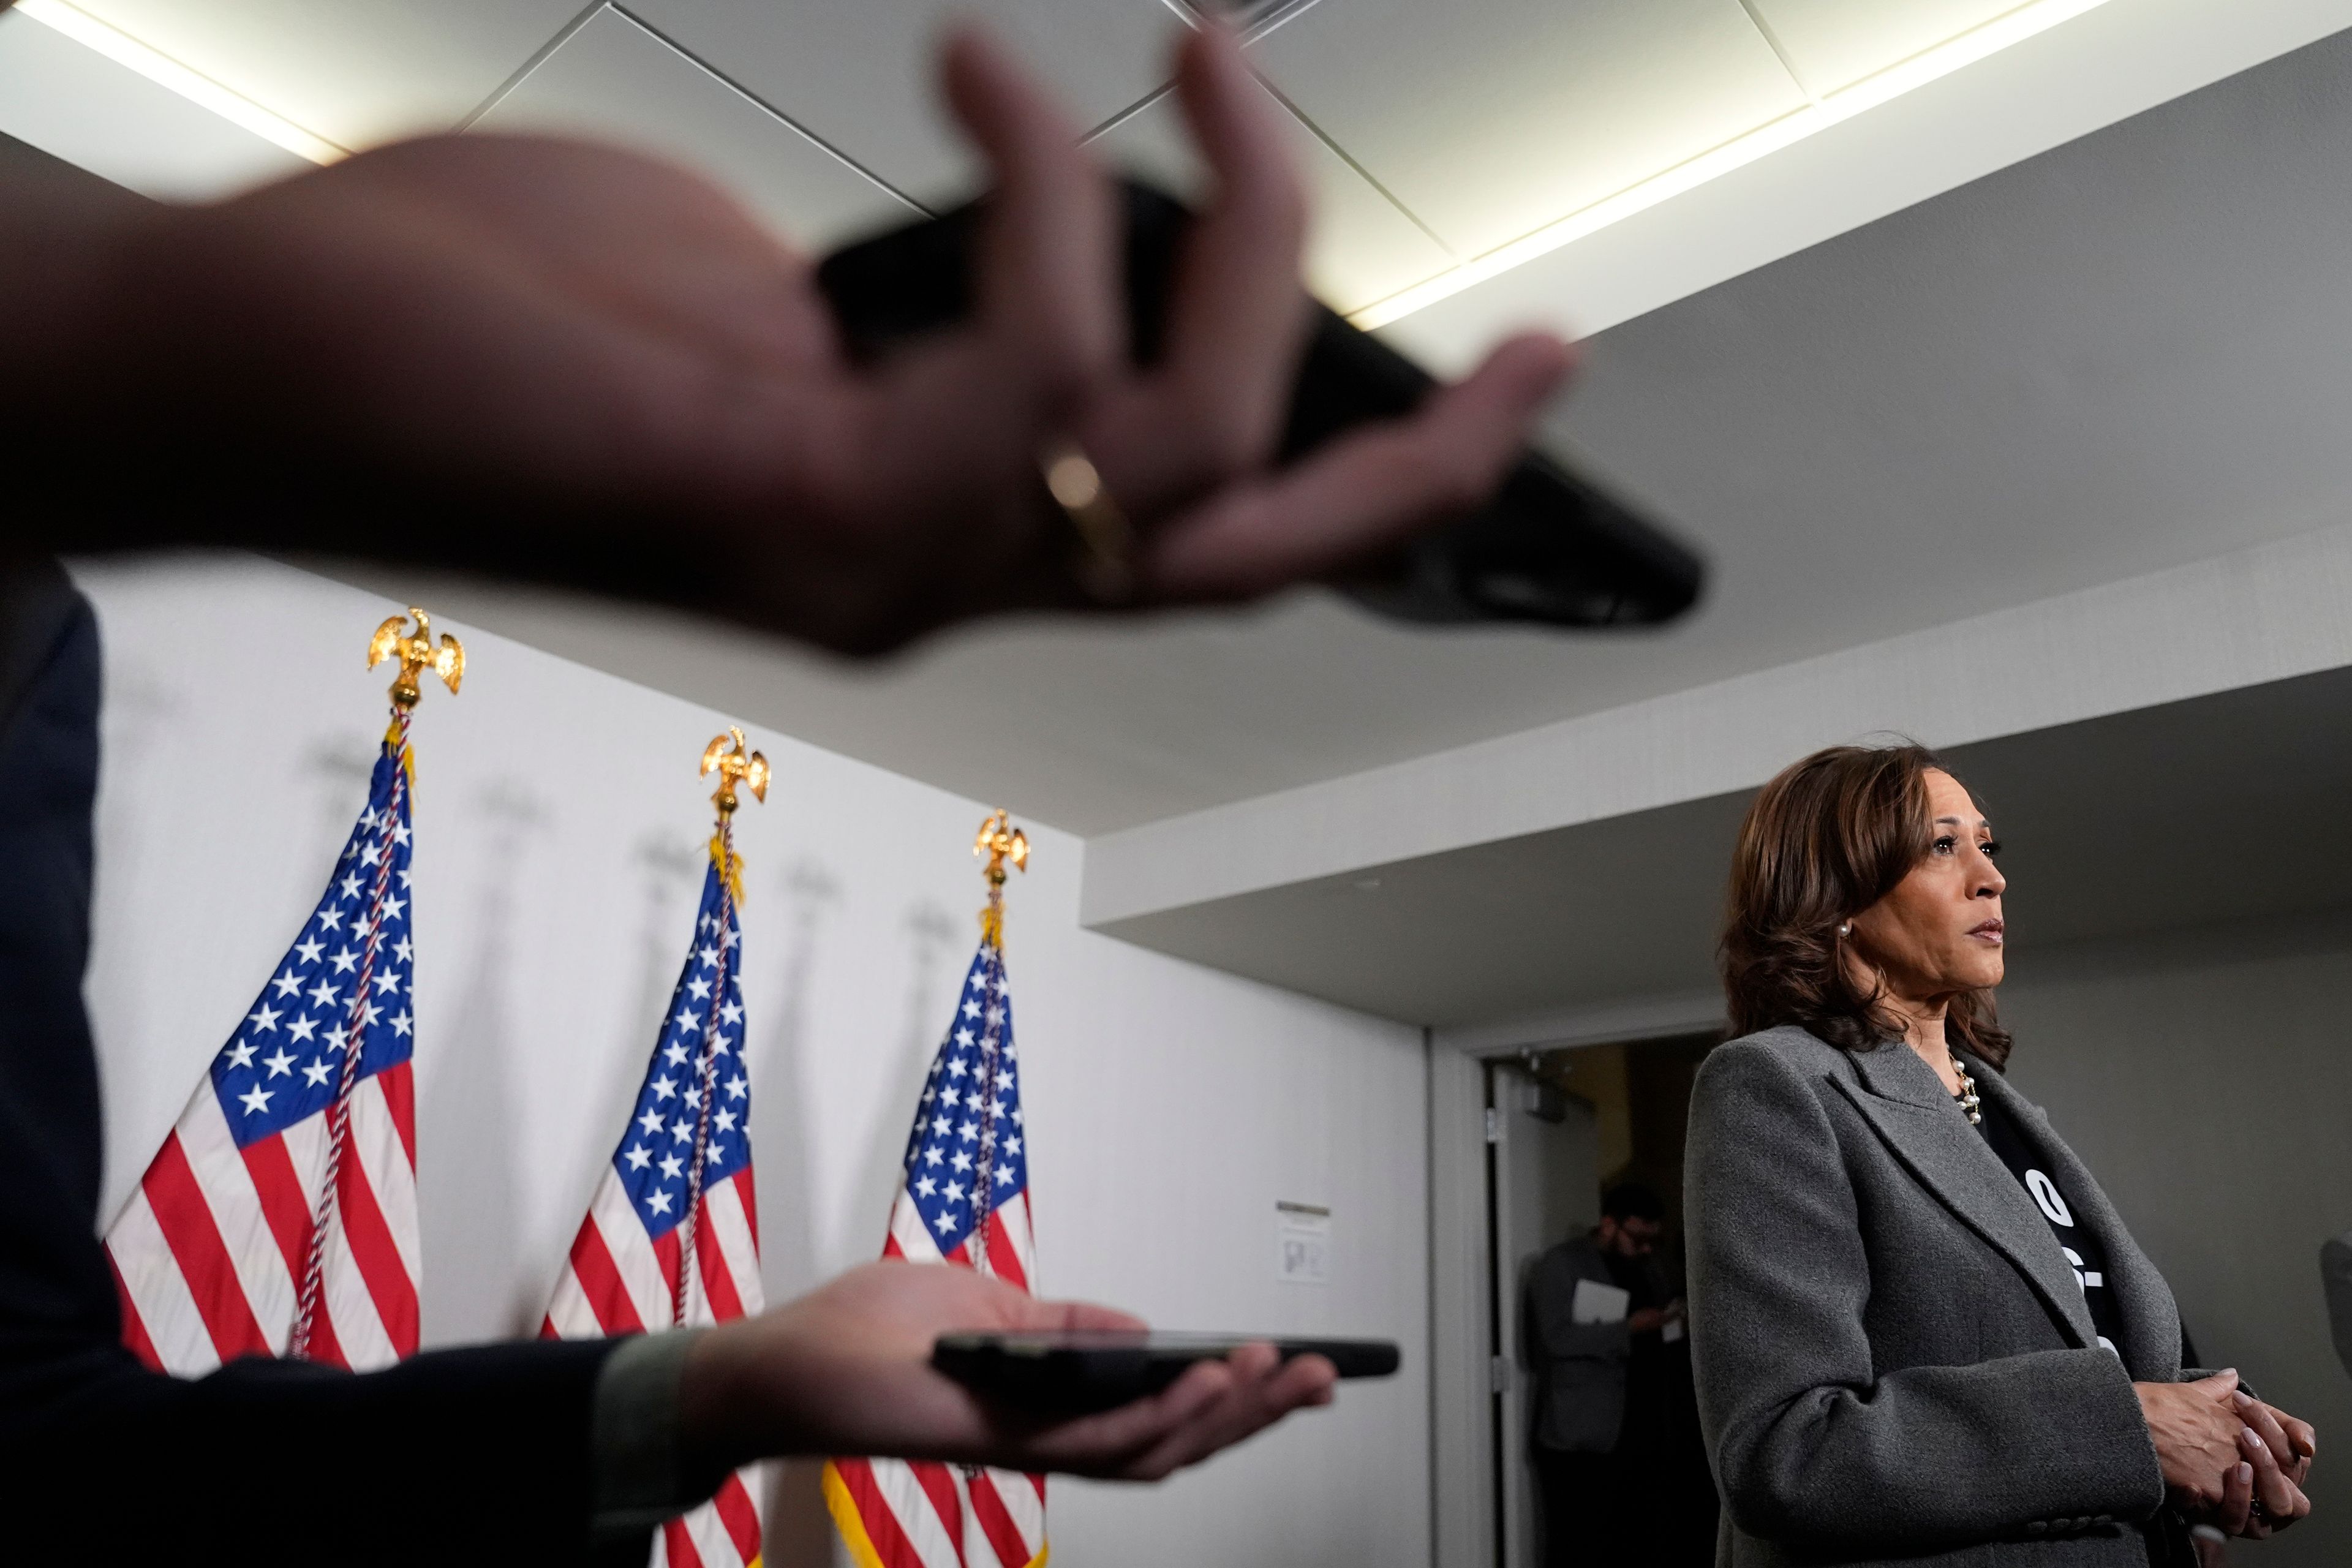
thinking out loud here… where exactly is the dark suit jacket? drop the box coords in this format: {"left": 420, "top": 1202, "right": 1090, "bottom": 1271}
{"left": 0, "top": 564, "right": 625, "bottom": 1563}
{"left": 1524, "top": 1233, "right": 1633, "bottom": 1453}
{"left": 1686, "top": 1025, "right": 2187, "bottom": 1567}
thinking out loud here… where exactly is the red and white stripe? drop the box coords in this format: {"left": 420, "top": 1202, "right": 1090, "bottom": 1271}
{"left": 106, "top": 1062, "right": 420, "bottom": 1374}
{"left": 542, "top": 1162, "right": 766, "bottom": 1568}
{"left": 826, "top": 1186, "right": 1045, "bottom": 1568}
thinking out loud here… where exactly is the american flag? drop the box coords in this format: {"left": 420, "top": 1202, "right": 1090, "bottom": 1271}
{"left": 824, "top": 932, "right": 1043, "bottom": 1568}
{"left": 105, "top": 719, "right": 422, "bottom": 1373}
{"left": 540, "top": 849, "right": 764, "bottom": 1568}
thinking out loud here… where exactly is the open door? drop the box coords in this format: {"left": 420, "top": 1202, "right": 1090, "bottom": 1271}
{"left": 1485, "top": 1062, "right": 1599, "bottom": 1568}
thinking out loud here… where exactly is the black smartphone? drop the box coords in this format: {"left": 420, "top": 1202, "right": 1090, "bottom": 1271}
{"left": 932, "top": 1329, "right": 1401, "bottom": 1414}
{"left": 815, "top": 183, "right": 1705, "bottom": 630}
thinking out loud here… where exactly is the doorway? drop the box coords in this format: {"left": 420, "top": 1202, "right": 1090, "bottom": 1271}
{"left": 1483, "top": 1031, "right": 1719, "bottom": 1567}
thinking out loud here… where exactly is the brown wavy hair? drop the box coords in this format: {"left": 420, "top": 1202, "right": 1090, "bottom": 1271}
{"left": 1720, "top": 742, "right": 2012, "bottom": 1069}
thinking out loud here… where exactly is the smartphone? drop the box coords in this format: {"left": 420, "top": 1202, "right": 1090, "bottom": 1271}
{"left": 932, "top": 1329, "right": 1401, "bottom": 1414}
{"left": 815, "top": 183, "right": 1705, "bottom": 630}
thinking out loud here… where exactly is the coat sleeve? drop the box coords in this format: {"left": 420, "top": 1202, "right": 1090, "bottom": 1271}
{"left": 1526, "top": 1245, "right": 1630, "bottom": 1367}
{"left": 0, "top": 1329, "right": 639, "bottom": 1564}
{"left": 0, "top": 576, "right": 654, "bottom": 1566}
{"left": 1684, "top": 1039, "right": 2165, "bottom": 1555}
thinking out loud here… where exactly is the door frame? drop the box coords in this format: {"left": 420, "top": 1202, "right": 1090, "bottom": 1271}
{"left": 1426, "top": 993, "right": 1722, "bottom": 1568}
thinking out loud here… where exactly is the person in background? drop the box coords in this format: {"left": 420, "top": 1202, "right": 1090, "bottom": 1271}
{"left": 1687, "top": 743, "right": 2316, "bottom": 1566}
{"left": 1525, "top": 1180, "right": 1689, "bottom": 1566}
{"left": 0, "top": 12, "right": 1573, "bottom": 1561}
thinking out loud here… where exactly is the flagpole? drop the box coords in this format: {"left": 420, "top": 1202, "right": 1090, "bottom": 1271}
{"left": 965, "top": 811, "right": 1027, "bottom": 1276}
{"left": 673, "top": 726, "right": 768, "bottom": 1327}
{"left": 287, "top": 609, "right": 461, "bottom": 1362}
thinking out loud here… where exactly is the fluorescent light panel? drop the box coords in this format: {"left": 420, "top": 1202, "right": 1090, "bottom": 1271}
{"left": 1349, "top": 0, "right": 2114, "bottom": 328}
{"left": 15, "top": 0, "right": 2101, "bottom": 322}
{"left": 15, "top": 0, "right": 342, "bottom": 165}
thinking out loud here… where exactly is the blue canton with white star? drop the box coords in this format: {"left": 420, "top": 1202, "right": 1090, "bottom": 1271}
{"left": 209, "top": 741, "right": 417, "bottom": 1149}
{"left": 902, "top": 939, "right": 1027, "bottom": 1254}
{"left": 609, "top": 862, "right": 750, "bottom": 1240}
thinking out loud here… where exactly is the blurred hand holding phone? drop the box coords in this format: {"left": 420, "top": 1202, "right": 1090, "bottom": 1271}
{"left": 932, "top": 1329, "right": 1401, "bottom": 1414}
{"left": 817, "top": 183, "right": 1705, "bottom": 630}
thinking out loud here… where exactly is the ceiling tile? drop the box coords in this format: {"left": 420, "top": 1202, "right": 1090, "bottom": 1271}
{"left": 1251, "top": 0, "right": 1805, "bottom": 258}
{"left": 1747, "top": 0, "right": 2027, "bottom": 96}
{"left": 475, "top": 8, "right": 913, "bottom": 249}
{"left": 70, "top": 0, "right": 590, "bottom": 148}
{"left": 1087, "top": 87, "right": 1455, "bottom": 315}
{"left": 0, "top": 10, "right": 310, "bottom": 199}
{"left": 620, "top": 0, "right": 1185, "bottom": 205}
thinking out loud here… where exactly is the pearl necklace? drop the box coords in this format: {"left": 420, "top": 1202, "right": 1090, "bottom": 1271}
{"left": 1949, "top": 1052, "right": 1981, "bottom": 1125}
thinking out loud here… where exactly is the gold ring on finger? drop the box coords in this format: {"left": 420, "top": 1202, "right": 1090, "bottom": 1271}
{"left": 1041, "top": 439, "right": 1137, "bottom": 603}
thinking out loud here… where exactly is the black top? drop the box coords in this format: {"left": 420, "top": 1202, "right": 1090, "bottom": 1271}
{"left": 1974, "top": 1090, "right": 2127, "bottom": 1357}
{"left": 1605, "top": 1249, "right": 1676, "bottom": 1460}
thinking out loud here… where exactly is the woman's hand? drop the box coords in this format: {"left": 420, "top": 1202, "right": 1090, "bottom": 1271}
{"left": 2234, "top": 1387, "right": 2316, "bottom": 1488}
{"left": 2137, "top": 1371, "right": 2314, "bottom": 1537}
{"left": 2210, "top": 1387, "right": 2314, "bottom": 1539}
{"left": 13, "top": 24, "right": 1569, "bottom": 656}
{"left": 677, "top": 1260, "right": 1336, "bottom": 1480}
{"left": 2138, "top": 1373, "right": 2249, "bottom": 1512}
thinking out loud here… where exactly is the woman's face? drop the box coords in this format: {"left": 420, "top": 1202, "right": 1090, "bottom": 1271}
{"left": 1847, "top": 769, "right": 2006, "bottom": 1003}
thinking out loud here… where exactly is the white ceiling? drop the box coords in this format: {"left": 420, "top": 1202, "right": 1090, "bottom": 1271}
{"left": 1755, "top": 0, "right": 2025, "bottom": 97}
{"left": 1097, "top": 661, "right": 2352, "bottom": 1025}
{"left": 20, "top": 0, "right": 2352, "bottom": 1027}
{"left": 0, "top": 6, "right": 307, "bottom": 197}
{"left": 1251, "top": 0, "right": 1806, "bottom": 261}
{"left": 64, "top": 0, "right": 584, "bottom": 148}
{"left": 48, "top": 0, "right": 2206, "bottom": 319}
{"left": 318, "top": 20, "right": 2352, "bottom": 842}
{"left": 470, "top": 7, "right": 914, "bottom": 245}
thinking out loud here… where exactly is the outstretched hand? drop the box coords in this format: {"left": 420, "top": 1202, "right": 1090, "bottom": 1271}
{"left": 13, "top": 23, "right": 1569, "bottom": 654}
{"left": 679, "top": 1260, "right": 1336, "bottom": 1481}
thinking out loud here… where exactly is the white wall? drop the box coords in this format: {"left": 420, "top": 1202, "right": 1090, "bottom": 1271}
{"left": 2000, "top": 914, "right": 2352, "bottom": 1567}
{"left": 75, "top": 553, "right": 1430, "bottom": 1568}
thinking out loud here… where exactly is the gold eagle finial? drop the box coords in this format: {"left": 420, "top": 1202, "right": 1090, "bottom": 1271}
{"left": 366, "top": 607, "right": 463, "bottom": 708}
{"left": 701, "top": 726, "right": 769, "bottom": 816}
{"left": 973, "top": 810, "right": 1029, "bottom": 886}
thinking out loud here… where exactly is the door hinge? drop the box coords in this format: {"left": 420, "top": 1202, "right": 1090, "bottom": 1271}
{"left": 1484, "top": 1106, "right": 1502, "bottom": 1144}
{"left": 1489, "top": 1355, "right": 1511, "bottom": 1393}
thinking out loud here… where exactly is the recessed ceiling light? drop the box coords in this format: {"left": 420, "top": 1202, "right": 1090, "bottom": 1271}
{"left": 15, "top": 0, "right": 342, "bottom": 166}
{"left": 1349, "top": 0, "right": 2113, "bottom": 329}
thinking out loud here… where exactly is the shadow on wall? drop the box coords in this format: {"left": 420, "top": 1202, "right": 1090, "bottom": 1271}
{"left": 843, "top": 897, "right": 964, "bottom": 1264}
{"left": 417, "top": 779, "right": 548, "bottom": 1342}
{"left": 760, "top": 877, "right": 962, "bottom": 1562}
{"left": 752, "top": 854, "right": 844, "bottom": 1302}
{"left": 753, "top": 856, "right": 846, "bottom": 1568}
{"left": 86, "top": 661, "right": 184, "bottom": 1087}
{"left": 556, "top": 828, "right": 712, "bottom": 1230}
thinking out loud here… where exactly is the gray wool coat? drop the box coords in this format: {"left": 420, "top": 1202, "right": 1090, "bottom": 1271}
{"left": 1685, "top": 1026, "right": 2191, "bottom": 1566}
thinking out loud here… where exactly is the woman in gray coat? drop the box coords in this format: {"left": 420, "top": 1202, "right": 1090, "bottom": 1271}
{"left": 1686, "top": 744, "right": 2315, "bottom": 1566}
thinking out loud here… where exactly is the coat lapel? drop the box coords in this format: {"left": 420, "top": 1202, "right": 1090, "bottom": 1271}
{"left": 1969, "top": 1064, "right": 2182, "bottom": 1380}
{"left": 1833, "top": 1042, "right": 2100, "bottom": 1349}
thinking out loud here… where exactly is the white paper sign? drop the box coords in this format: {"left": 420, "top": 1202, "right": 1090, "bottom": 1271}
{"left": 1570, "top": 1277, "right": 1630, "bottom": 1325}
{"left": 1276, "top": 1201, "right": 1330, "bottom": 1285}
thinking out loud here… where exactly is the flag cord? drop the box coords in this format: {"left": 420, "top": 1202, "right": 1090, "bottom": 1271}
{"left": 966, "top": 881, "right": 1007, "bottom": 1277}
{"left": 287, "top": 705, "right": 410, "bottom": 1361}
{"left": 673, "top": 815, "right": 737, "bottom": 1326}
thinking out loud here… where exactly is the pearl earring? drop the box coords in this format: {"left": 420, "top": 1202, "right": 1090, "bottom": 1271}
{"left": 1838, "top": 922, "right": 1852, "bottom": 938}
